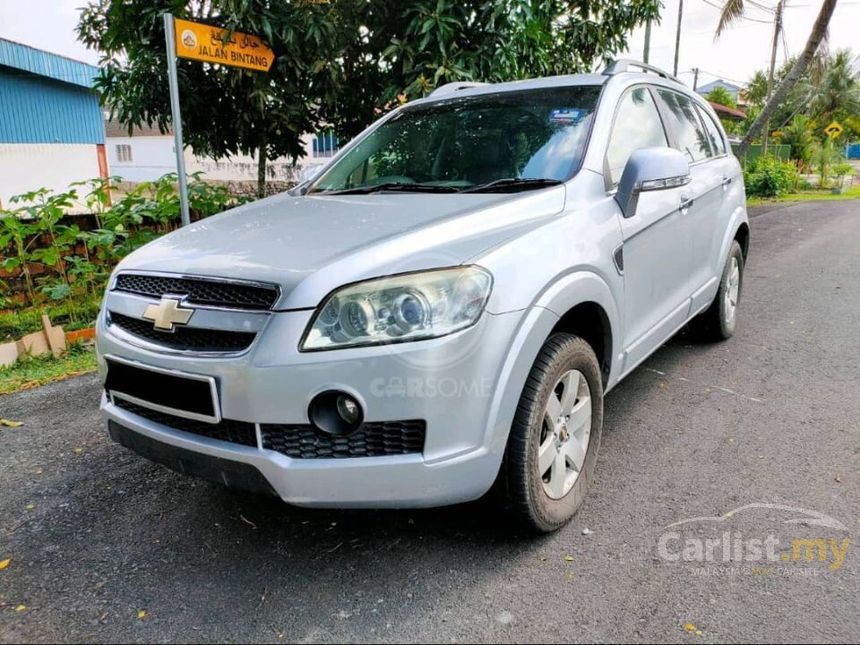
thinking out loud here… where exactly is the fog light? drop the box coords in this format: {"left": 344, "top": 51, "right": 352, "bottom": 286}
{"left": 336, "top": 395, "right": 361, "bottom": 425}
{"left": 309, "top": 390, "right": 364, "bottom": 435}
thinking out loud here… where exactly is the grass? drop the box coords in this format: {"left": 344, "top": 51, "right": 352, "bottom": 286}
{"left": 747, "top": 184, "right": 860, "bottom": 206}
{"left": 0, "top": 343, "right": 97, "bottom": 396}
{"left": 0, "top": 296, "right": 102, "bottom": 343}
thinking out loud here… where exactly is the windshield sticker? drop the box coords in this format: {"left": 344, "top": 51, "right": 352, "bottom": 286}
{"left": 549, "top": 108, "right": 584, "bottom": 125}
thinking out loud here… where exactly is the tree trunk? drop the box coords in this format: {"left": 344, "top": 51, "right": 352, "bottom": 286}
{"left": 257, "top": 144, "right": 267, "bottom": 199}
{"left": 737, "top": 0, "right": 838, "bottom": 158}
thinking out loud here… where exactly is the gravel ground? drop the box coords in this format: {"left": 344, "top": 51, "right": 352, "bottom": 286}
{"left": 1, "top": 199, "right": 858, "bottom": 643}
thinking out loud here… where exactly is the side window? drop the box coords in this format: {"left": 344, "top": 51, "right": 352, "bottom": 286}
{"left": 696, "top": 104, "right": 727, "bottom": 156}
{"left": 605, "top": 87, "right": 668, "bottom": 186}
{"left": 657, "top": 90, "right": 711, "bottom": 163}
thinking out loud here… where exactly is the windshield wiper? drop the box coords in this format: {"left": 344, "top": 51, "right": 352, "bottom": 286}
{"left": 321, "top": 182, "right": 461, "bottom": 195}
{"left": 462, "top": 177, "right": 563, "bottom": 193}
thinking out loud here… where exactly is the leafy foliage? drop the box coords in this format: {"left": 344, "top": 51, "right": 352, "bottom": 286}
{"left": 743, "top": 155, "right": 798, "bottom": 198}
{"left": 705, "top": 86, "right": 737, "bottom": 109}
{"left": 0, "top": 174, "right": 248, "bottom": 326}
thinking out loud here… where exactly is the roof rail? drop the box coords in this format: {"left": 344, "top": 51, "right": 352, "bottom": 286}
{"left": 602, "top": 59, "right": 683, "bottom": 85}
{"left": 429, "top": 81, "right": 487, "bottom": 98}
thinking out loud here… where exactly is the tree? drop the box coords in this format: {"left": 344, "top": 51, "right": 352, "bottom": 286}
{"left": 810, "top": 49, "right": 860, "bottom": 125}
{"left": 79, "top": 1, "right": 661, "bottom": 193}
{"left": 705, "top": 86, "right": 737, "bottom": 109}
{"left": 78, "top": 0, "right": 342, "bottom": 198}
{"left": 322, "top": 1, "right": 661, "bottom": 140}
{"left": 714, "top": 0, "right": 839, "bottom": 157}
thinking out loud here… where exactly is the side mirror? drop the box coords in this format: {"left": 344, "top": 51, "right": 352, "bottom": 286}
{"left": 299, "top": 163, "right": 324, "bottom": 184}
{"left": 615, "top": 147, "right": 691, "bottom": 218}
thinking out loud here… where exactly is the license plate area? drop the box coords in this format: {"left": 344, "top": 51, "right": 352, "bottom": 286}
{"left": 105, "top": 355, "right": 220, "bottom": 423}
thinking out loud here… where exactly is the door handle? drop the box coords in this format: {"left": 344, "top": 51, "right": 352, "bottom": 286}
{"left": 679, "top": 195, "right": 694, "bottom": 212}
{"left": 721, "top": 176, "right": 732, "bottom": 188}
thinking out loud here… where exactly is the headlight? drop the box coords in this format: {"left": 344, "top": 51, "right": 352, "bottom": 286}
{"left": 300, "top": 266, "right": 493, "bottom": 351}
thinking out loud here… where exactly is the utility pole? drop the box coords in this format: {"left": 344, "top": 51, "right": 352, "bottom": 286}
{"left": 692, "top": 67, "right": 700, "bottom": 91}
{"left": 763, "top": 0, "right": 784, "bottom": 155}
{"left": 673, "top": 0, "right": 684, "bottom": 77}
{"left": 643, "top": 20, "right": 652, "bottom": 63}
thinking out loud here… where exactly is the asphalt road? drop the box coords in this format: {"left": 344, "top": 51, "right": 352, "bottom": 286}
{"left": 1, "top": 200, "right": 859, "bottom": 643}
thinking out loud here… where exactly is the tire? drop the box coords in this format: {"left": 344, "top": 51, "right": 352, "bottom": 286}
{"left": 690, "top": 240, "right": 744, "bottom": 341}
{"left": 499, "top": 333, "right": 604, "bottom": 533}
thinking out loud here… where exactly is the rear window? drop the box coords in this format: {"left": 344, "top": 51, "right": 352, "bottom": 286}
{"left": 656, "top": 89, "right": 711, "bottom": 163}
{"left": 696, "top": 104, "right": 727, "bottom": 156}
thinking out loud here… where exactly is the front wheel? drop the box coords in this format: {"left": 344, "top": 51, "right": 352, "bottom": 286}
{"left": 499, "top": 333, "right": 603, "bottom": 533}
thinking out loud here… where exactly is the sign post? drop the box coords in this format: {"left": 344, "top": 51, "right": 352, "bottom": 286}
{"left": 163, "top": 13, "right": 191, "bottom": 227}
{"left": 162, "top": 14, "right": 275, "bottom": 226}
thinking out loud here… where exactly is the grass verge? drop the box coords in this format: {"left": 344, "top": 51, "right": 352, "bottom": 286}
{"left": 0, "top": 344, "right": 97, "bottom": 396}
{"left": 747, "top": 185, "right": 860, "bottom": 206}
{"left": 0, "top": 297, "right": 102, "bottom": 343}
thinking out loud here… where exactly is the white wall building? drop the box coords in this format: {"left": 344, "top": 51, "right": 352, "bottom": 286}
{"left": 105, "top": 119, "right": 339, "bottom": 184}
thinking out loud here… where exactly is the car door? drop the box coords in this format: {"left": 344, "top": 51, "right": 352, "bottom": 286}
{"left": 605, "top": 86, "right": 694, "bottom": 371}
{"left": 689, "top": 103, "right": 740, "bottom": 312}
{"left": 653, "top": 89, "right": 720, "bottom": 306}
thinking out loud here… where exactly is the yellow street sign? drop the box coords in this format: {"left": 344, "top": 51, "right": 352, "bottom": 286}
{"left": 824, "top": 121, "right": 843, "bottom": 140}
{"left": 173, "top": 18, "right": 274, "bottom": 72}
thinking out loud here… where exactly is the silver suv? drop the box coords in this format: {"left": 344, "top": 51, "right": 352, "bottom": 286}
{"left": 97, "top": 60, "right": 748, "bottom": 532}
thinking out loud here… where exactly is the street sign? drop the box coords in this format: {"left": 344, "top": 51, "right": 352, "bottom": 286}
{"left": 174, "top": 18, "right": 274, "bottom": 72}
{"left": 163, "top": 14, "right": 275, "bottom": 227}
{"left": 824, "top": 121, "right": 843, "bottom": 140}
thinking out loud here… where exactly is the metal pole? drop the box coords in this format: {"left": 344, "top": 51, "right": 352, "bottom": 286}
{"left": 643, "top": 20, "right": 652, "bottom": 64}
{"left": 673, "top": 0, "right": 683, "bottom": 77}
{"left": 692, "top": 67, "right": 699, "bottom": 91}
{"left": 163, "top": 13, "right": 191, "bottom": 227}
{"left": 762, "top": 0, "right": 783, "bottom": 156}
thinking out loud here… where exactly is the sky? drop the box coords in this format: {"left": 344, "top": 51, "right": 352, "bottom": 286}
{"left": 1, "top": 0, "right": 859, "bottom": 89}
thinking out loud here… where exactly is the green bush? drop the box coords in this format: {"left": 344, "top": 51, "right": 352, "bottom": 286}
{"left": 1, "top": 173, "right": 255, "bottom": 337}
{"left": 743, "top": 155, "right": 799, "bottom": 198}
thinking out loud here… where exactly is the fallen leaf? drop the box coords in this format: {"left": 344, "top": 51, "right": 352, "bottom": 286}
{"left": 563, "top": 555, "right": 574, "bottom": 562}
{"left": 684, "top": 622, "right": 696, "bottom": 632}
{"left": 25, "top": 504, "right": 34, "bottom": 510}
{"left": 0, "top": 558, "right": 10, "bottom": 570}
{"left": 15, "top": 604, "right": 26, "bottom": 612}
{"left": 137, "top": 610, "right": 146, "bottom": 620}
{"left": 74, "top": 447, "right": 84, "bottom": 454}
{"left": 0, "top": 419, "right": 23, "bottom": 428}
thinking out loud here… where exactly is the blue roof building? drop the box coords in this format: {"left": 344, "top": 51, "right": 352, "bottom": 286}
{"left": 0, "top": 39, "right": 106, "bottom": 210}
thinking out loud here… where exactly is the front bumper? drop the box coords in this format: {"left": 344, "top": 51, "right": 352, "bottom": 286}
{"left": 97, "top": 307, "right": 527, "bottom": 508}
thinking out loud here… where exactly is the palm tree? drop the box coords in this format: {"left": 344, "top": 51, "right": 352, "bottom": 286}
{"left": 715, "top": 0, "right": 839, "bottom": 157}
{"left": 810, "top": 49, "right": 860, "bottom": 123}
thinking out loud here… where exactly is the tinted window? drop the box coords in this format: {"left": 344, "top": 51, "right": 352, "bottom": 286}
{"left": 657, "top": 90, "right": 711, "bottom": 163}
{"left": 605, "top": 87, "right": 668, "bottom": 186}
{"left": 696, "top": 104, "right": 727, "bottom": 156}
{"left": 311, "top": 85, "right": 601, "bottom": 192}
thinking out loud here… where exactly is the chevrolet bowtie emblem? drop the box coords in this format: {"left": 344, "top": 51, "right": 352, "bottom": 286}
{"left": 142, "top": 297, "right": 194, "bottom": 332}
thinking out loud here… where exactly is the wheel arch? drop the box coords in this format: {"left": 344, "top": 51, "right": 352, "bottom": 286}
{"left": 481, "top": 270, "right": 621, "bottom": 460}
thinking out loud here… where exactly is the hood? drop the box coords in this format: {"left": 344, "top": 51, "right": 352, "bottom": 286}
{"left": 117, "top": 187, "right": 566, "bottom": 308}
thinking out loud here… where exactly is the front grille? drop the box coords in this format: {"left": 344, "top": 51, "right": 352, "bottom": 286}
{"left": 114, "top": 273, "right": 279, "bottom": 310}
{"left": 261, "top": 421, "right": 426, "bottom": 459}
{"left": 109, "top": 312, "right": 256, "bottom": 352}
{"left": 113, "top": 398, "right": 258, "bottom": 447}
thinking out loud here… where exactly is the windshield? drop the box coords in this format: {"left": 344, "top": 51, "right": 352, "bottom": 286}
{"left": 309, "top": 85, "right": 601, "bottom": 194}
